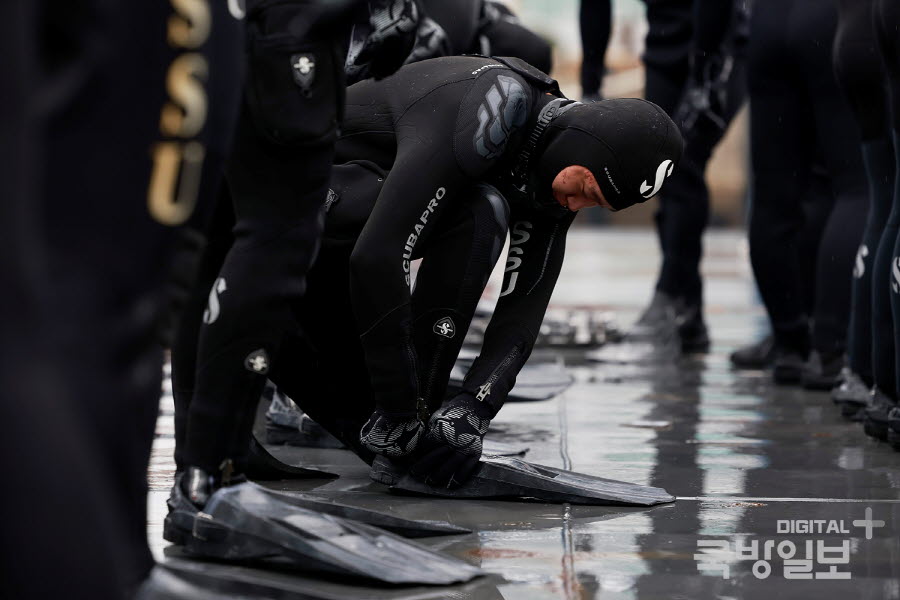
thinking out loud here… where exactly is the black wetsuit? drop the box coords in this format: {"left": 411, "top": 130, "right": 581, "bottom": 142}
{"left": 579, "top": 0, "right": 612, "bottom": 98}
{"left": 266, "top": 56, "right": 576, "bottom": 449}
{"left": 642, "top": 0, "right": 747, "bottom": 338}
{"left": 748, "top": 0, "right": 868, "bottom": 359}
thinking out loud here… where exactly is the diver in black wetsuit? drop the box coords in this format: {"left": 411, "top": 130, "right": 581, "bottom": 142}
{"left": 260, "top": 55, "right": 683, "bottom": 488}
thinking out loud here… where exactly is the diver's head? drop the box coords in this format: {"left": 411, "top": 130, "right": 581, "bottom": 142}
{"left": 535, "top": 98, "right": 683, "bottom": 213}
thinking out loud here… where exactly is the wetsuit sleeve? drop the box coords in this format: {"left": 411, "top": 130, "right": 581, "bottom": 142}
{"left": 459, "top": 207, "right": 575, "bottom": 415}
{"left": 351, "top": 67, "right": 532, "bottom": 417}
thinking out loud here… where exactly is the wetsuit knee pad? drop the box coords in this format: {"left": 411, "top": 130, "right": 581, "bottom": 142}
{"left": 244, "top": 13, "right": 345, "bottom": 147}
{"left": 469, "top": 182, "right": 510, "bottom": 264}
{"left": 324, "top": 160, "right": 386, "bottom": 241}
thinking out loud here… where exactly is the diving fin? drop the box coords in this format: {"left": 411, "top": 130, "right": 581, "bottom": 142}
{"left": 178, "top": 482, "right": 481, "bottom": 585}
{"left": 271, "top": 491, "right": 470, "bottom": 538}
{"left": 481, "top": 439, "right": 529, "bottom": 457}
{"left": 392, "top": 456, "right": 675, "bottom": 506}
{"left": 246, "top": 435, "right": 337, "bottom": 480}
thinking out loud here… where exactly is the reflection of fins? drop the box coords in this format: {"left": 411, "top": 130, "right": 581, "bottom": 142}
{"left": 180, "top": 482, "right": 482, "bottom": 585}
{"left": 481, "top": 439, "right": 529, "bottom": 457}
{"left": 392, "top": 456, "right": 675, "bottom": 506}
{"left": 147, "top": 560, "right": 494, "bottom": 600}
{"left": 272, "top": 492, "right": 470, "bottom": 538}
{"left": 246, "top": 435, "right": 337, "bottom": 480}
{"left": 448, "top": 357, "right": 573, "bottom": 402}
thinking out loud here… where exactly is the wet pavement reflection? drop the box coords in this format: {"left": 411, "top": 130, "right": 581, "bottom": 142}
{"left": 149, "top": 230, "right": 900, "bottom": 599}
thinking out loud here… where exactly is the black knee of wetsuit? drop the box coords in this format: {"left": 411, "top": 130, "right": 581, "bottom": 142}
{"left": 834, "top": 0, "right": 891, "bottom": 385}
{"left": 182, "top": 5, "right": 350, "bottom": 474}
{"left": 748, "top": 0, "right": 868, "bottom": 357}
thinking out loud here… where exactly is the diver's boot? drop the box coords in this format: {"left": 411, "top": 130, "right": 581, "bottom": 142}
{"left": 863, "top": 388, "right": 896, "bottom": 441}
{"left": 832, "top": 368, "right": 870, "bottom": 421}
{"left": 627, "top": 291, "right": 680, "bottom": 340}
{"left": 772, "top": 348, "right": 806, "bottom": 385}
{"left": 801, "top": 351, "right": 843, "bottom": 391}
{"left": 164, "top": 466, "right": 238, "bottom": 546}
{"left": 730, "top": 335, "right": 776, "bottom": 369}
{"left": 887, "top": 407, "right": 900, "bottom": 451}
{"left": 677, "top": 306, "right": 710, "bottom": 353}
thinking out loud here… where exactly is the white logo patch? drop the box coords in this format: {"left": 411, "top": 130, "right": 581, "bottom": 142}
{"left": 245, "top": 349, "right": 269, "bottom": 374}
{"left": 203, "top": 277, "right": 227, "bottom": 324}
{"left": 639, "top": 159, "right": 675, "bottom": 199}
{"left": 853, "top": 245, "right": 869, "bottom": 279}
{"left": 434, "top": 317, "right": 456, "bottom": 339}
{"left": 499, "top": 221, "right": 533, "bottom": 297}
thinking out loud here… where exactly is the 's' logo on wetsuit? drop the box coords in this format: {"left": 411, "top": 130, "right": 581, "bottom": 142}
{"left": 203, "top": 277, "right": 227, "bottom": 324}
{"left": 474, "top": 75, "right": 528, "bottom": 160}
{"left": 291, "top": 54, "right": 315, "bottom": 95}
{"left": 403, "top": 187, "right": 446, "bottom": 286}
{"left": 433, "top": 317, "right": 456, "bottom": 339}
{"left": 639, "top": 159, "right": 675, "bottom": 199}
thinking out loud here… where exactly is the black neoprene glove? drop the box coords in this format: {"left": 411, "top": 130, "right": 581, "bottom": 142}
{"left": 359, "top": 408, "right": 424, "bottom": 458}
{"left": 409, "top": 393, "right": 492, "bottom": 489}
{"left": 346, "top": 0, "right": 419, "bottom": 82}
{"left": 403, "top": 16, "right": 451, "bottom": 65}
{"left": 672, "top": 51, "right": 734, "bottom": 147}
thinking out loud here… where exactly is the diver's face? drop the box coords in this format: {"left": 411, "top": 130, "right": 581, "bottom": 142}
{"left": 551, "top": 166, "right": 613, "bottom": 211}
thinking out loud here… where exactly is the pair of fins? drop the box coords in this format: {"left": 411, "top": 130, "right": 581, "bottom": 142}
{"left": 165, "top": 480, "right": 480, "bottom": 585}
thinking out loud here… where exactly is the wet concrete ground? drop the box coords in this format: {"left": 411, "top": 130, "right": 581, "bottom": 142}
{"left": 148, "top": 228, "right": 900, "bottom": 599}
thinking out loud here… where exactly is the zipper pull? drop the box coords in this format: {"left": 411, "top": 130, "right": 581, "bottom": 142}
{"left": 476, "top": 383, "right": 492, "bottom": 402}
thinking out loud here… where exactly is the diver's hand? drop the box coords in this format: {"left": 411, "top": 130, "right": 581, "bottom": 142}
{"left": 673, "top": 51, "right": 734, "bottom": 146}
{"left": 410, "top": 393, "right": 492, "bottom": 489}
{"left": 360, "top": 409, "right": 424, "bottom": 458}
{"left": 352, "top": 0, "right": 419, "bottom": 80}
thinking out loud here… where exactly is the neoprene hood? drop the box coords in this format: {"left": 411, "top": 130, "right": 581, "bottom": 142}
{"left": 535, "top": 98, "right": 683, "bottom": 211}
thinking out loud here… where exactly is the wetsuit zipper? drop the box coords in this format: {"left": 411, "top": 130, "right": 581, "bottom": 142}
{"left": 475, "top": 346, "right": 521, "bottom": 402}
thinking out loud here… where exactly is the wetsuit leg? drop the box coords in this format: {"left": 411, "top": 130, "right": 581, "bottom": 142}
{"left": 481, "top": 16, "right": 552, "bottom": 75}
{"left": 182, "top": 4, "right": 352, "bottom": 475}
{"left": 579, "top": 0, "right": 612, "bottom": 98}
{"left": 412, "top": 184, "right": 510, "bottom": 413}
{"left": 834, "top": 0, "right": 891, "bottom": 386}
{"left": 267, "top": 161, "right": 385, "bottom": 460}
{"left": 801, "top": 1, "right": 869, "bottom": 362}
{"left": 747, "top": 0, "right": 815, "bottom": 356}
{"left": 876, "top": 0, "right": 900, "bottom": 399}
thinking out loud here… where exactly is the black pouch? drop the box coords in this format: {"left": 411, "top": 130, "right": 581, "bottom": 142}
{"left": 244, "top": 21, "right": 345, "bottom": 147}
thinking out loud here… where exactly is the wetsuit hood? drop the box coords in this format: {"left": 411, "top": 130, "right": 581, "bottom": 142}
{"left": 534, "top": 98, "right": 683, "bottom": 211}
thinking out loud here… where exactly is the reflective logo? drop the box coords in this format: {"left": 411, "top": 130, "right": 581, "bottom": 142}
{"left": 474, "top": 75, "right": 527, "bottom": 159}
{"left": 639, "top": 159, "right": 675, "bottom": 198}
{"left": 892, "top": 257, "right": 900, "bottom": 294}
{"left": 245, "top": 349, "right": 269, "bottom": 374}
{"left": 402, "top": 186, "right": 446, "bottom": 286}
{"left": 853, "top": 245, "right": 869, "bottom": 279}
{"left": 202, "top": 277, "right": 227, "bottom": 324}
{"left": 434, "top": 317, "right": 456, "bottom": 339}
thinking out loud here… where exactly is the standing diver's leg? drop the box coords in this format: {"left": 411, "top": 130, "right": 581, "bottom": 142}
{"left": 177, "top": 1, "right": 352, "bottom": 503}
{"left": 868, "top": 0, "right": 900, "bottom": 439}
{"left": 801, "top": 0, "right": 869, "bottom": 391}
{"left": 746, "top": 0, "right": 815, "bottom": 384}
{"left": 579, "top": 0, "right": 612, "bottom": 100}
{"left": 832, "top": 0, "right": 892, "bottom": 403}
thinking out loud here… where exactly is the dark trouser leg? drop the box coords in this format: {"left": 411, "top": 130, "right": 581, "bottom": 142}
{"left": 412, "top": 184, "right": 510, "bottom": 413}
{"left": 579, "top": 0, "right": 612, "bottom": 96}
{"left": 747, "top": 4, "right": 813, "bottom": 354}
